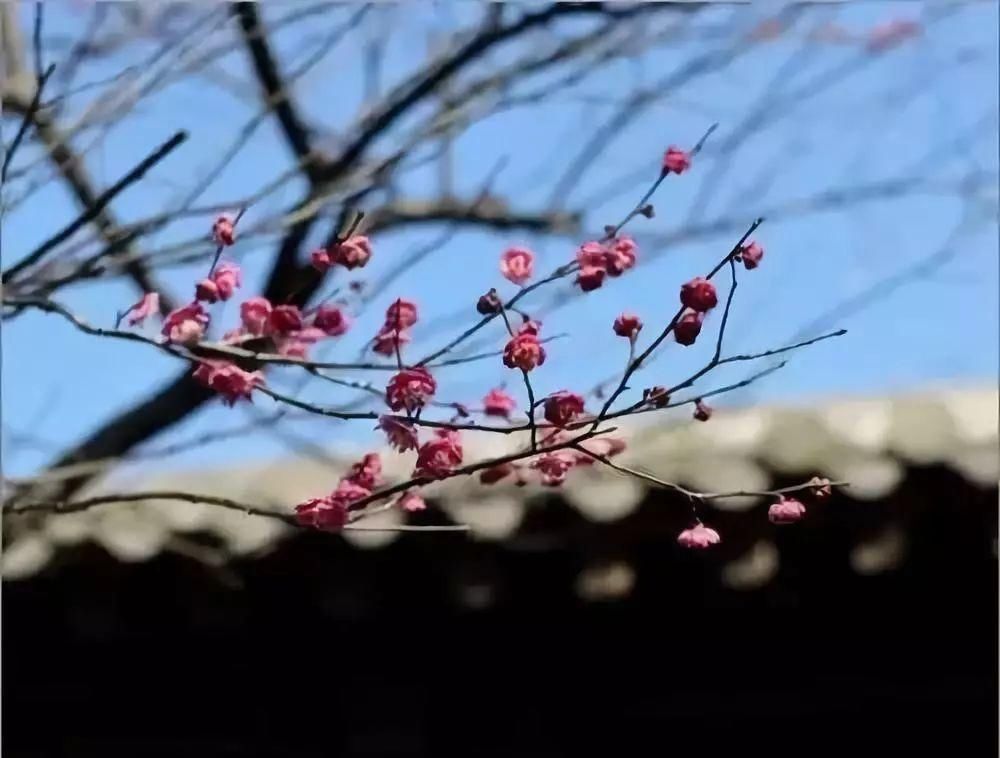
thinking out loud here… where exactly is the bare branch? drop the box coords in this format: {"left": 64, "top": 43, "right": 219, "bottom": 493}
{"left": 1, "top": 62, "right": 54, "bottom": 184}
{"left": 232, "top": 2, "right": 325, "bottom": 183}
{"left": 3, "top": 130, "right": 188, "bottom": 285}
{"left": 363, "top": 196, "right": 580, "bottom": 236}
{"left": 318, "top": 3, "right": 659, "bottom": 183}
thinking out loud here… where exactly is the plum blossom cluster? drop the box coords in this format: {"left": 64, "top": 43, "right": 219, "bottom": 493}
{"left": 294, "top": 452, "right": 384, "bottom": 531}
{"left": 120, "top": 213, "right": 360, "bottom": 406}
{"left": 113, "top": 135, "right": 840, "bottom": 549}
{"left": 574, "top": 236, "right": 638, "bottom": 292}
{"left": 495, "top": 231, "right": 639, "bottom": 298}
{"left": 767, "top": 477, "right": 832, "bottom": 525}
{"left": 379, "top": 362, "right": 463, "bottom": 482}
{"left": 311, "top": 235, "right": 373, "bottom": 272}
{"left": 477, "top": 432, "right": 627, "bottom": 489}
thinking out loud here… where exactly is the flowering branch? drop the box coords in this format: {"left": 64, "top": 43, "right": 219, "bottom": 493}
{"left": 4, "top": 490, "right": 469, "bottom": 532}
{"left": 6, "top": 197, "right": 843, "bottom": 547}
{"left": 593, "top": 216, "right": 764, "bottom": 426}
{"left": 1, "top": 295, "right": 566, "bottom": 374}
{"left": 574, "top": 445, "right": 846, "bottom": 503}
{"left": 8, "top": 2, "right": 972, "bottom": 545}
{"left": 415, "top": 123, "right": 720, "bottom": 370}
{"left": 0, "top": 22, "right": 854, "bottom": 547}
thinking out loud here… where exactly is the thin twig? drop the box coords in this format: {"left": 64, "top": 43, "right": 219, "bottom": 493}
{"left": 575, "top": 444, "right": 848, "bottom": 502}
{"left": 594, "top": 217, "right": 764, "bottom": 425}
{"left": 412, "top": 130, "right": 702, "bottom": 369}
{"left": 31, "top": 2, "right": 44, "bottom": 81}
{"left": 1, "top": 63, "right": 56, "bottom": 184}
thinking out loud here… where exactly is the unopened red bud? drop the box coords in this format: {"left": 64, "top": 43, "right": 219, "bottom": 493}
{"left": 212, "top": 215, "right": 236, "bottom": 247}
{"left": 680, "top": 277, "right": 718, "bottom": 312}
{"left": 674, "top": 310, "right": 703, "bottom": 346}
{"left": 693, "top": 399, "right": 712, "bottom": 422}
{"left": 613, "top": 312, "right": 643, "bottom": 340}
{"left": 477, "top": 288, "right": 502, "bottom": 315}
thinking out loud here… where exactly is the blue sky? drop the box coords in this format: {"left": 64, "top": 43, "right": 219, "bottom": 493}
{"left": 2, "top": 2, "right": 998, "bottom": 479}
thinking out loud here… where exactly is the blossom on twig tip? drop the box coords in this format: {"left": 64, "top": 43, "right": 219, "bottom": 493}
{"left": 310, "top": 235, "right": 373, "bottom": 272}
{"left": 614, "top": 312, "right": 643, "bottom": 340}
{"left": 503, "top": 323, "right": 546, "bottom": 371}
{"left": 768, "top": 496, "right": 806, "bottom": 525}
{"left": 677, "top": 523, "right": 721, "bottom": 549}
{"left": 386, "top": 298, "right": 419, "bottom": 329}
{"left": 662, "top": 146, "right": 691, "bottom": 175}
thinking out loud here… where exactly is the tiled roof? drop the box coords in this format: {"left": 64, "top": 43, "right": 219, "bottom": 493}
{"left": 3, "top": 385, "right": 997, "bottom": 581}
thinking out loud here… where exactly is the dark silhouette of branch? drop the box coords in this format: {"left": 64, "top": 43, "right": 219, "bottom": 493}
{"left": 232, "top": 2, "right": 325, "bottom": 183}
{"left": 1, "top": 5, "right": 182, "bottom": 312}
{"left": 317, "top": 3, "right": 663, "bottom": 183}
{"left": 1, "top": 62, "right": 54, "bottom": 184}
{"left": 363, "top": 196, "right": 580, "bottom": 236}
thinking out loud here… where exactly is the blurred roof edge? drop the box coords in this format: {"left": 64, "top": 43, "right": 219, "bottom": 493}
{"left": 3, "top": 384, "right": 996, "bottom": 580}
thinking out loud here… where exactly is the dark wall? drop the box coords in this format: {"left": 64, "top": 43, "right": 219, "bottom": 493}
{"left": 3, "top": 467, "right": 997, "bottom": 758}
